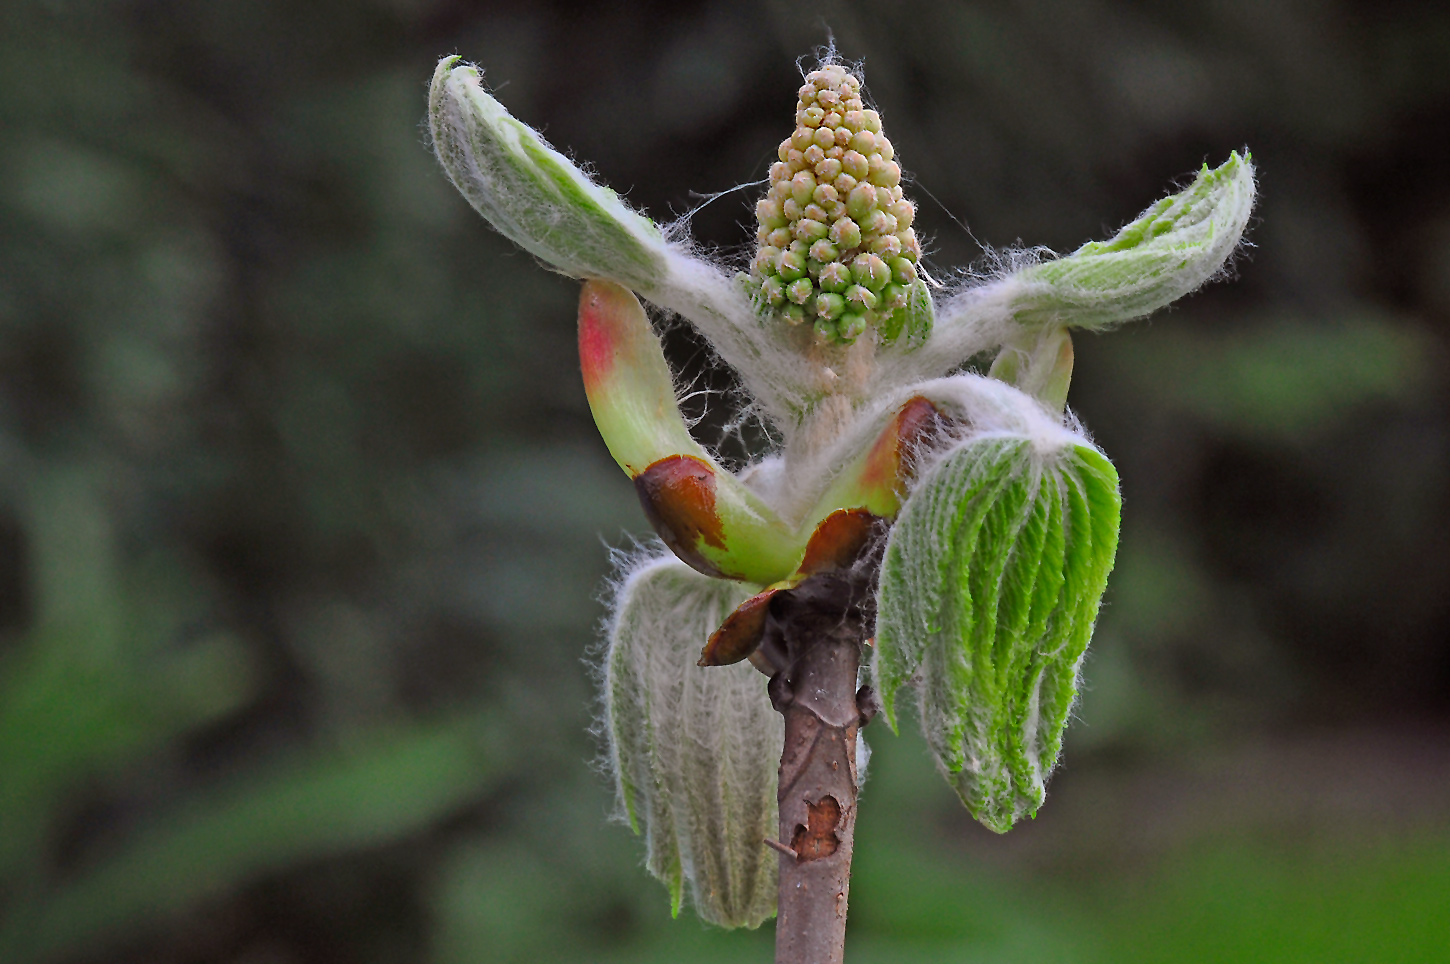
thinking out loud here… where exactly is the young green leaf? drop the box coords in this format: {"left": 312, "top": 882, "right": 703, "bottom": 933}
{"left": 987, "top": 326, "right": 1074, "bottom": 413}
{"left": 1010, "top": 151, "right": 1255, "bottom": 330}
{"left": 429, "top": 57, "right": 667, "bottom": 290}
{"left": 604, "top": 554, "right": 780, "bottom": 928}
{"left": 874, "top": 435, "right": 1120, "bottom": 832}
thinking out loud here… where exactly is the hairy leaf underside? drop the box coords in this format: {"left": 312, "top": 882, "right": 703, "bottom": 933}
{"left": 604, "top": 556, "right": 780, "bottom": 928}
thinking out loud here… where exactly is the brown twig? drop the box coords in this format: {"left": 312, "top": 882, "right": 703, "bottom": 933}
{"left": 763, "top": 569, "right": 874, "bottom": 964}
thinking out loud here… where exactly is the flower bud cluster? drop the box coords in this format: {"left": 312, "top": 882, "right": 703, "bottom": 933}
{"left": 750, "top": 64, "right": 922, "bottom": 346}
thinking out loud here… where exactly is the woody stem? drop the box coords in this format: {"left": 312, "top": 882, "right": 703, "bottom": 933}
{"left": 765, "top": 571, "right": 872, "bottom": 964}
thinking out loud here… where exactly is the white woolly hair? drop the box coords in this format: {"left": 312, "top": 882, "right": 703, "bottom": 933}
{"left": 596, "top": 546, "right": 781, "bottom": 929}
{"left": 430, "top": 54, "right": 1255, "bottom": 465}
{"left": 869, "top": 414, "right": 1119, "bottom": 833}
{"left": 740, "top": 370, "right": 1082, "bottom": 530}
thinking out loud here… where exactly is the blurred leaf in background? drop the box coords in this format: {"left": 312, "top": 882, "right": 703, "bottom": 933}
{"left": 1, "top": 0, "right": 1448, "bottom": 962}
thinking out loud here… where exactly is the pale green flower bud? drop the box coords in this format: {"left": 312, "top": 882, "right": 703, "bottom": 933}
{"left": 757, "top": 198, "right": 786, "bottom": 228}
{"left": 898, "top": 228, "right": 922, "bottom": 261}
{"left": 829, "top": 216, "right": 862, "bottom": 249}
{"left": 844, "top": 284, "right": 877, "bottom": 312}
{"left": 809, "top": 239, "right": 839, "bottom": 263}
{"left": 819, "top": 261, "right": 851, "bottom": 293}
{"left": 754, "top": 246, "right": 781, "bottom": 276}
{"left": 870, "top": 235, "right": 902, "bottom": 259}
{"left": 847, "top": 183, "right": 877, "bottom": 220}
{"left": 790, "top": 171, "right": 816, "bottom": 204}
{"left": 868, "top": 157, "right": 902, "bottom": 188}
{"left": 862, "top": 208, "right": 894, "bottom": 237}
{"left": 879, "top": 283, "right": 908, "bottom": 310}
{"left": 889, "top": 199, "right": 915, "bottom": 230}
{"left": 777, "top": 249, "right": 806, "bottom": 281}
{"left": 851, "top": 253, "right": 890, "bottom": 290}
{"left": 760, "top": 276, "right": 786, "bottom": 307}
{"left": 815, "top": 157, "right": 843, "bottom": 182}
{"left": 815, "top": 291, "right": 847, "bottom": 320}
{"left": 786, "top": 277, "right": 814, "bottom": 304}
{"left": 840, "top": 312, "right": 868, "bottom": 341}
{"left": 605, "top": 555, "right": 781, "bottom": 927}
{"left": 794, "top": 218, "right": 829, "bottom": 243}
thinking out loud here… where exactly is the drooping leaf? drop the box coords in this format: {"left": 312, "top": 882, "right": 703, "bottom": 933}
{"left": 604, "top": 554, "right": 779, "bottom": 928}
{"left": 875, "top": 435, "right": 1120, "bottom": 832}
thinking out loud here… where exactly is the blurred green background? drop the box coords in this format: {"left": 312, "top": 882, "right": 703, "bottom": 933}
{"left": 2, "top": 1, "right": 1448, "bottom": 962}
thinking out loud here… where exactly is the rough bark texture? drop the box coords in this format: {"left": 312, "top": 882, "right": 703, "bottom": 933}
{"left": 762, "top": 571, "right": 873, "bottom": 964}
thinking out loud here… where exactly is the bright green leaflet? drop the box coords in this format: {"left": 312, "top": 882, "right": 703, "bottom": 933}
{"left": 875, "top": 436, "right": 1121, "bottom": 832}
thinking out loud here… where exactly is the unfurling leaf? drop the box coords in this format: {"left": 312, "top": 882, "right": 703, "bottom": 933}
{"left": 604, "top": 555, "right": 780, "bottom": 928}
{"left": 429, "top": 57, "right": 667, "bottom": 290}
{"left": 874, "top": 435, "right": 1120, "bottom": 832}
{"left": 1010, "top": 151, "right": 1255, "bottom": 330}
{"left": 987, "top": 326, "right": 1074, "bottom": 413}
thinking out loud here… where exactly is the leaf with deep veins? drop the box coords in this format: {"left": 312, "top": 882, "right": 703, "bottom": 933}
{"left": 874, "top": 435, "right": 1120, "bottom": 832}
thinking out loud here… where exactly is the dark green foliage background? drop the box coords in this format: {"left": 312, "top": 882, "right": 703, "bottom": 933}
{"left": 2, "top": 1, "right": 1448, "bottom": 961}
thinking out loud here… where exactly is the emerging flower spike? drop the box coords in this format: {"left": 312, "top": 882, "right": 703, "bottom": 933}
{"left": 427, "top": 52, "right": 1256, "bottom": 914}
{"left": 750, "top": 64, "right": 932, "bottom": 348}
